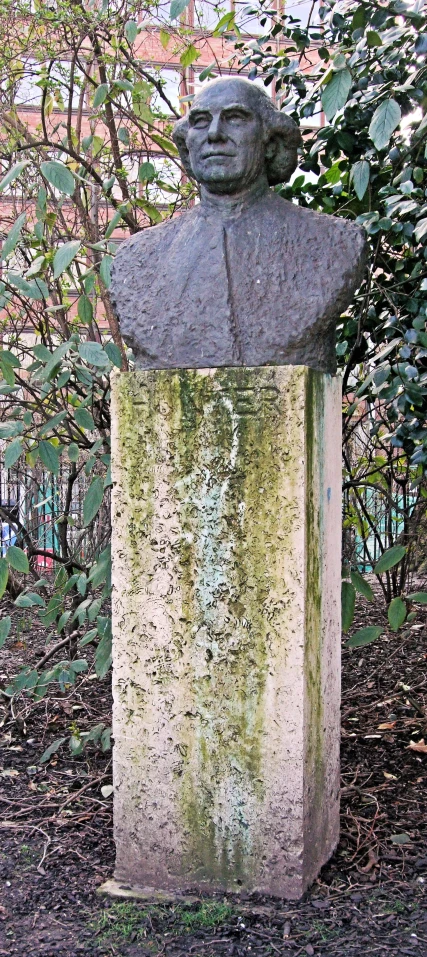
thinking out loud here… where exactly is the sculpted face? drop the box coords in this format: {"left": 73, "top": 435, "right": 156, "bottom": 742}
{"left": 186, "top": 80, "right": 266, "bottom": 194}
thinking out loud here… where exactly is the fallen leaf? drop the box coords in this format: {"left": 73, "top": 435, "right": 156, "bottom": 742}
{"left": 390, "top": 833, "right": 412, "bottom": 844}
{"left": 378, "top": 722, "right": 396, "bottom": 730}
{"left": 383, "top": 771, "right": 398, "bottom": 780}
{"left": 408, "top": 739, "right": 427, "bottom": 753}
{"left": 306, "top": 946, "right": 315, "bottom": 956}
{"left": 101, "top": 784, "right": 114, "bottom": 798}
{"left": 0, "top": 769, "right": 19, "bottom": 777}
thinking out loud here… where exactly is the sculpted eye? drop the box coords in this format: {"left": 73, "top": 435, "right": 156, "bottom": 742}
{"left": 224, "top": 110, "right": 250, "bottom": 123}
{"left": 190, "top": 113, "right": 210, "bottom": 128}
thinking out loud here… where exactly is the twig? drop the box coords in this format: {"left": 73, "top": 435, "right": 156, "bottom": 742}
{"left": 37, "top": 630, "right": 79, "bottom": 669}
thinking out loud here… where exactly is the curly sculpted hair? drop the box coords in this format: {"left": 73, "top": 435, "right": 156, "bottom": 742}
{"left": 172, "top": 77, "right": 302, "bottom": 187}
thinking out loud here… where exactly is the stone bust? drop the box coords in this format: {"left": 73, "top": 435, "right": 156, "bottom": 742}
{"left": 111, "top": 77, "right": 367, "bottom": 373}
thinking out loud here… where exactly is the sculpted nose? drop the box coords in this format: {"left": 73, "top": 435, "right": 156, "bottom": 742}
{"left": 207, "top": 115, "right": 226, "bottom": 142}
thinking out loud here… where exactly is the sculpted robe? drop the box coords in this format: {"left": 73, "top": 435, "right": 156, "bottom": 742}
{"left": 111, "top": 191, "right": 366, "bottom": 374}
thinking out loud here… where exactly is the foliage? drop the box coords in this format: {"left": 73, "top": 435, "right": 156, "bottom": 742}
{"left": 0, "top": 0, "right": 426, "bottom": 731}
{"left": 232, "top": 0, "right": 427, "bottom": 640}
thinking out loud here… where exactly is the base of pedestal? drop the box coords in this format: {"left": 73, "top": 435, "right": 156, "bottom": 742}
{"left": 110, "top": 365, "right": 342, "bottom": 900}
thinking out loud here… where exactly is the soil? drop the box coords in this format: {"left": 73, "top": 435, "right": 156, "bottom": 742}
{"left": 0, "top": 588, "right": 426, "bottom": 957}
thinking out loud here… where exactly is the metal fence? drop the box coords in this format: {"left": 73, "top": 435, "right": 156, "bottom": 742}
{"left": 0, "top": 452, "right": 110, "bottom": 571}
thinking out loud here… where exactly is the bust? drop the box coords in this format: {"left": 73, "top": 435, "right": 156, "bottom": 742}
{"left": 111, "top": 77, "right": 367, "bottom": 373}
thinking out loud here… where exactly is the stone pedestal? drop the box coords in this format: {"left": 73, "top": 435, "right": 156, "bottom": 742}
{"left": 109, "top": 366, "right": 341, "bottom": 900}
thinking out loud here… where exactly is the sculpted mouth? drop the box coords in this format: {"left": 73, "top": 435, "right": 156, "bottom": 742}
{"left": 202, "top": 152, "right": 235, "bottom": 159}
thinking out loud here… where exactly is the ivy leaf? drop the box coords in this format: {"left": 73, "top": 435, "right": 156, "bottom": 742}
{"left": 341, "top": 581, "right": 356, "bottom": 633}
{"left": 388, "top": 596, "right": 406, "bottom": 632}
{"left": 40, "top": 160, "right": 75, "bottom": 196}
{"left": 6, "top": 546, "right": 29, "bottom": 574}
{"left": 350, "top": 160, "right": 370, "bottom": 201}
{"left": 83, "top": 477, "right": 104, "bottom": 526}
{"left": 0, "top": 616, "right": 11, "bottom": 649}
{"left": 369, "top": 98, "right": 401, "bottom": 151}
{"left": 347, "top": 626, "right": 383, "bottom": 648}
{"left": 170, "top": 0, "right": 190, "bottom": 19}
{"left": 374, "top": 544, "right": 406, "bottom": 575}
{"left": 321, "top": 69, "right": 352, "bottom": 121}
{"left": 53, "top": 241, "right": 80, "bottom": 280}
{"left": 38, "top": 439, "right": 60, "bottom": 474}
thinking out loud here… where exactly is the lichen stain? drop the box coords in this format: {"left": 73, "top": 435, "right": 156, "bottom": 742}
{"left": 304, "top": 370, "right": 325, "bottom": 827}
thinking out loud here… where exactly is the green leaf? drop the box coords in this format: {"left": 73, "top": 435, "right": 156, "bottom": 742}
{"left": 68, "top": 442, "right": 79, "bottom": 462}
{"left": 40, "top": 737, "right": 67, "bottom": 764}
{"left": 104, "top": 342, "right": 122, "bottom": 368}
{"left": 374, "top": 545, "right": 406, "bottom": 575}
{"left": 40, "top": 160, "right": 75, "bottom": 196}
{"left": 39, "top": 411, "right": 67, "bottom": 436}
{"left": 388, "top": 596, "right": 406, "bottom": 632}
{"left": 0, "top": 559, "right": 9, "bottom": 599}
{"left": 321, "top": 69, "right": 352, "bottom": 121}
{"left": 4, "top": 438, "right": 23, "bottom": 469}
{"left": 77, "top": 294, "right": 93, "bottom": 324}
{"left": 83, "top": 477, "right": 104, "bottom": 526}
{"left": 366, "top": 30, "right": 382, "bottom": 47}
{"left": 95, "top": 624, "right": 112, "bottom": 678}
{"left": 390, "top": 833, "right": 412, "bottom": 845}
{"left": 53, "top": 240, "right": 80, "bottom": 280}
{"left": 0, "top": 349, "right": 20, "bottom": 369}
{"left": 0, "top": 161, "right": 29, "bottom": 194}
{"left": 347, "top": 626, "right": 383, "bottom": 648}
{"left": 6, "top": 546, "right": 29, "bottom": 574}
{"left": 124, "top": 19, "right": 138, "bottom": 43}
{"left": 351, "top": 569, "right": 374, "bottom": 602}
{"left": 180, "top": 44, "right": 201, "bottom": 69}
{"left": 414, "top": 218, "right": 427, "bottom": 243}
{"left": 0, "top": 616, "right": 11, "bottom": 649}
{"left": 1, "top": 213, "right": 26, "bottom": 262}
{"left": 341, "top": 581, "right": 356, "bottom": 633}
{"left": 93, "top": 83, "right": 109, "bottom": 108}
{"left": 150, "top": 133, "right": 178, "bottom": 156}
{"left": 78, "top": 342, "right": 109, "bottom": 367}
{"left": 38, "top": 439, "right": 60, "bottom": 474}
{"left": 170, "top": 0, "right": 190, "bottom": 19}
{"left": 99, "top": 255, "right": 112, "bottom": 288}
{"left": 75, "top": 406, "right": 95, "bottom": 431}
{"left": 369, "top": 98, "right": 401, "bottom": 151}
{"left": 350, "top": 160, "right": 370, "bottom": 201}
{"left": 406, "top": 592, "right": 427, "bottom": 604}
{"left": 0, "top": 421, "right": 22, "bottom": 439}
{"left": 198, "top": 62, "right": 216, "bottom": 83}
{"left": 138, "top": 161, "right": 156, "bottom": 182}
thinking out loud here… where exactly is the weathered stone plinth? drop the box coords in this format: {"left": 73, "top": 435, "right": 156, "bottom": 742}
{"left": 110, "top": 366, "right": 341, "bottom": 899}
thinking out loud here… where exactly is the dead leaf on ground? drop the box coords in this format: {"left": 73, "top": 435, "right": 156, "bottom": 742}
{"left": 407, "top": 738, "right": 427, "bottom": 753}
{"left": 383, "top": 771, "right": 398, "bottom": 780}
{"left": 378, "top": 722, "right": 396, "bottom": 730}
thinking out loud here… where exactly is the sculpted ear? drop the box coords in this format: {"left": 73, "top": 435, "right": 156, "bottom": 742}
{"left": 264, "top": 130, "right": 300, "bottom": 186}
{"left": 172, "top": 117, "right": 195, "bottom": 179}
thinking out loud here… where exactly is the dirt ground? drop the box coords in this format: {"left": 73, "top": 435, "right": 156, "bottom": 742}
{"left": 0, "top": 590, "right": 426, "bottom": 957}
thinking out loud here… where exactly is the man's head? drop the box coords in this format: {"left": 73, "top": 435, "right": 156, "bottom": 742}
{"left": 173, "top": 77, "right": 301, "bottom": 194}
